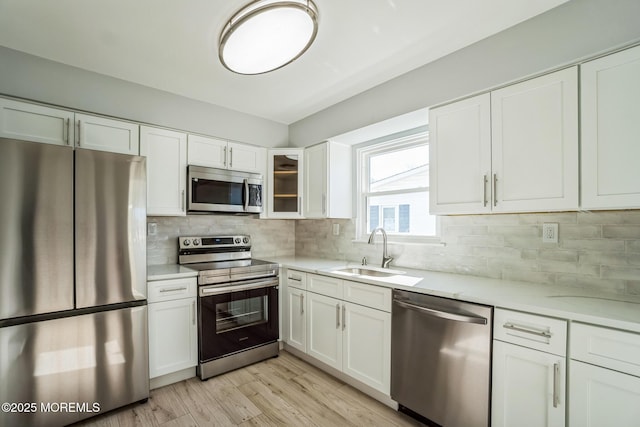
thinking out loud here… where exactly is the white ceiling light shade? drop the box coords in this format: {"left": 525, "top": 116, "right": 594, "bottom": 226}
{"left": 219, "top": 0, "right": 319, "bottom": 75}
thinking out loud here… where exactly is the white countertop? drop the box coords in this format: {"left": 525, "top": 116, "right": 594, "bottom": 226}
{"left": 268, "top": 256, "right": 640, "bottom": 333}
{"left": 147, "top": 264, "right": 198, "bottom": 281}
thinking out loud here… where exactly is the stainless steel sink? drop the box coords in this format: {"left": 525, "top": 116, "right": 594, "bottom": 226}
{"left": 335, "top": 267, "right": 404, "bottom": 277}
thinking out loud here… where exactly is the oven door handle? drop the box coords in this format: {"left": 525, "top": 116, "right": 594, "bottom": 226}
{"left": 200, "top": 278, "right": 278, "bottom": 296}
{"left": 243, "top": 178, "right": 249, "bottom": 211}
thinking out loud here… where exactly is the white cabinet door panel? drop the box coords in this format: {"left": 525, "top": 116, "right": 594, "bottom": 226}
{"left": 429, "top": 93, "right": 491, "bottom": 214}
{"left": 141, "top": 126, "right": 187, "bottom": 216}
{"left": 492, "top": 341, "right": 565, "bottom": 427}
{"left": 491, "top": 67, "right": 578, "bottom": 212}
{"left": 342, "top": 302, "right": 390, "bottom": 394}
{"left": 306, "top": 292, "right": 342, "bottom": 370}
{"left": 285, "top": 286, "right": 306, "bottom": 353}
{"left": 581, "top": 45, "right": 640, "bottom": 209}
{"left": 148, "top": 297, "right": 197, "bottom": 378}
{"left": 76, "top": 113, "right": 139, "bottom": 155}
{"left": 228, "top": 141, "right": 265, "bottom": 174}
{"left": 0, "top": 98, "right": 74, "bottom": 146}
{"left": 570, "top": 360, "right": 640, "bottom": 427}
{"left": 187, "top": 134, "right": 227, "bottom": 169}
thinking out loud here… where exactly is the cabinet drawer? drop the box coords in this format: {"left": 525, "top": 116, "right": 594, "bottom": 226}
{"left": 308, "top": 274, "right": 343, "bottom": 298}
{"left": 286, "top": 269, "right": 307, "bottom": 290}
{"left": 571, "top": 323, "right": 640, "bottom": 377}
{"left": 148, "top": 277, "right": 197, "bottom": 303}
{"left": 494, "top": 309, "right": 567, "bottom": 356}
{"left": 343, "top": 281, "right": 391, "bottom": 312}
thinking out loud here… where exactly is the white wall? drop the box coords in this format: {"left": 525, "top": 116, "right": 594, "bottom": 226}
{"left": 289, "top": 0, "right": 640, "bottom": 146}
{"left": 0, "top": 46, "right": 289, "bottom": 148}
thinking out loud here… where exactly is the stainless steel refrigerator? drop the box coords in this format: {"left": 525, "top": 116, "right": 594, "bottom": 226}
{"left": 0, "top": 137, "right": 149, "bottom": 426}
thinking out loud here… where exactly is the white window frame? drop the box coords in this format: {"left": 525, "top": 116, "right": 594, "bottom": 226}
{"left": 355, "top": 128, "right": 440, "bottom": 243}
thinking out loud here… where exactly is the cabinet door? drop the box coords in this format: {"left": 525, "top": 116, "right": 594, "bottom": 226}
{"left": 228, "top": 141, "right": 265, "bottom": 174}
{"left": 140, "top": 126, "right": 187, "bottom": 216}
{"left": 491, "top": 67, "right": 578, "bottom": 212}
{"left": 570, "top": 360, "right": 640, "bottom": 427}
{"left": 268, "top": 149, "right": 304, "bottom": 218}
{"left": 148, "top": 297, "right": 198, "bottom": 378}
{"left": 342, "top": 302, "right": 391, "bottom": 394}
{"left": 581, "top": 45, "right": 640, "bottom": 209}
{"left": 187, "top": 134, "right": 227, "bottom": 169}
{"left": 429, "top": 93, "right": 491, "bottom": 214}
{"left": 284, "top": 286, "right": 306, "bottom": 353}
{"left": 306, "top": 292, "right": 342, "bottom": 370}
{"left": 304, "top": 143, "right": 327, "bottom": 218}
{"left": 76, "top": 113, "right": 139, "bottom": 155}
{"left": 492, "top": 341, "right": 565, "bottom": 427}
{"left": 0, "top": 98, "right": 74, "bottom": 146}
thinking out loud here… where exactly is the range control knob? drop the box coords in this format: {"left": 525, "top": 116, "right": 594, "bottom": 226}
{"left": 193, "top": 239, "right": 200, "bottom": 246}
{"left": 243, "top": 237, "right": 250, "bottom": 244}
{"left": 234, "top": 237, "right": 241, "bottom": 244}
{"left": 183, "top": 239, "right": 191, "bottom": 246}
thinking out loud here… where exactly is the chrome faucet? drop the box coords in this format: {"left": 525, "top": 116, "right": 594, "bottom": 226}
{"left": 368, "top": 227, "right": 393, "bottom": 268}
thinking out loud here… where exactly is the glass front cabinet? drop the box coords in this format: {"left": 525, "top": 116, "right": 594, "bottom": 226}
{"left": 267, "top": 148, "right": 304, "bottom": 218}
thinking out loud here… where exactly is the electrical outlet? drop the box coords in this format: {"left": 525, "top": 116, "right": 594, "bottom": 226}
{"left": 332, "top": 223, "right": 340, "bottom": 236}
{"left": 148, "top": 222, "right": 157, "bottom": 236}
{"left": 542, "top": 223, "right": 558, "bottom": 243}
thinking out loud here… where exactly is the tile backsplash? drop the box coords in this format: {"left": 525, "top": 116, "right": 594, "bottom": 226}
{"left": 147, "top": 215, "right": 295, "bottom": 265}
{"left": 295, "top": 211, "right": 640, "bottom": 295}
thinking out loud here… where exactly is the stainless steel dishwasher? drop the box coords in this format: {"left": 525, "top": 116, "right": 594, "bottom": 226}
{"left": 391, "top": 289, "right": 493, "bottom": 427}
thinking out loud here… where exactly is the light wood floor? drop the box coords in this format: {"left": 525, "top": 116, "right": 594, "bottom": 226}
{"left": 75, "top": 351, "right": 423, "bottom": 427}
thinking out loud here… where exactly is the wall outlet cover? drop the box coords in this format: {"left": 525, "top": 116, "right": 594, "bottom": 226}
{"left": 542, "top": 223, "right": 558, "bottom": 243}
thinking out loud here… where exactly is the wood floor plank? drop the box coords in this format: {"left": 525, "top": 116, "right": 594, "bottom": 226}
{"left": 70, "top": 350, "right": 423, "bottom": 427}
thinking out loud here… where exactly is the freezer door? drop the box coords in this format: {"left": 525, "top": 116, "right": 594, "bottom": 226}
{"left": 0, "top": 306, "right": 149, "bottom": 427}
{"left": 0, "top": 138, "right": 74, "bottom": 320}
{"left": 75, "top": 148, "right": 147, "bottom": 308}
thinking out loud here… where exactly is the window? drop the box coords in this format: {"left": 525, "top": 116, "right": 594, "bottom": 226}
{"left": 356, "top": 129, "right": 437, "bottom": 241}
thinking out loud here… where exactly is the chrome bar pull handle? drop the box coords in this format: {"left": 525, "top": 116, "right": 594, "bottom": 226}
{"left": 159, "top": 287, "right": 187, "bottom": 293}
{"left": 322, "top": 194, "right": 326, "bottom": 215}
{"left": 192, "top": 301, "right": 196, "bottom": 325}
{"left": 223, "top": 146, "right": 227, "bottom": 166}
{"left": 503, "top": 322, "right": 552, "bottom": 338}
{"left": 342, "top": 305, "right": 346, "bottom": 331}
{"left": 553, "top": 362, "right": 560, "bottom": 408}
{"left": 493, "top": 173, "right": 498, "bottom": 207}
{"left": 298, "top": 197, "right": 302, "bottom": 214}
{"left": 181, "top": 189, "right": 185, "bottom": 212}
{"left": 243, "top": 179, "right": 249, "bottom": 211}
{"left": 63, "top": 118, "right": 69, "bottom": 145}
{"left": 229, "top": 147, "right": 233, "bottom": 167}
{"left": 336, "top": 304, "right": 340, "bottom": 329}
{"left": 300, "top": 294, "right": 304, "bottom": 315}
{"left": 483, "top": 174, "right": 488, "bottom": 207}
{"left": 77, "top": 120, "right": 81, "bottom": 146}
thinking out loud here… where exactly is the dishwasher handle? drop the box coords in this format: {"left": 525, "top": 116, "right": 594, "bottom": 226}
{"left": 394, "top": 299, "right": 488, "bottom": 325}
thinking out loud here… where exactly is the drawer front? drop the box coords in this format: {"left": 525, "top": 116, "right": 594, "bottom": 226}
{"left": 494, "top": 309, "right": 567, "bottom": 356}
{"left": 571, "top": 322, "right": 640, "bottom": 377}
{"left": 307, "top": 274, "right": 343, "bottom": 299}
{"left": 148, "top": 277, "right": 197, "bottom": 303}
{"left": 286, "top": 269, "right": 307, "bottom": 290}
{"left": 343, "top": 280, "right": 391, "bottom": 312}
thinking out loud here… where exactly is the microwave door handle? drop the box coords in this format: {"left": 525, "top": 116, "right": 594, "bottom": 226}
{"left": 243, "top": 178, "right": 249, "bottom": 211}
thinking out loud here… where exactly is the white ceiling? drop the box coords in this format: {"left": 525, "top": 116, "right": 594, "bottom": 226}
{"left": 0, "top": 0, "right": 568, "bottom": 124}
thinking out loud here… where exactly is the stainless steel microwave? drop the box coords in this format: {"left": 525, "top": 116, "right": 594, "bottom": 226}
{"left": 187, "top": 166, "right": 263, "bottom": 214}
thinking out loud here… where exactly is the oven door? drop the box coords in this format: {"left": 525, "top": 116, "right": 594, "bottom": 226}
{"left": 188, "top": 166, "right": 263, "bottom": 213}
{"left": 198, "top": 277, "right": 278, "bottom": 362}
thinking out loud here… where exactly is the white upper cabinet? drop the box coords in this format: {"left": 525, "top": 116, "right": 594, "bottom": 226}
{"left": 140, "top": 126, "right": 188, "bottom": 216}
{"left": 304, "top": 141, "right": 352, "bottom": 219}
{"left": 75, "top": 113, "right": 139, "bottom": 155}
{"left": 429, "top": 67, "right": 578, "bottom": 215}
{"left": 187, "top": 134, "right": 265, "bottom": 174}
{"left": 581, "top": 45, "right": 640, "bottom": 210}
{"left": 491, "top": 67, "right": 578, "bottom": 212}
{"left": 0, "top": 98, "right": 75, "bottom": 146}
{"left": 430, "top": 93, "right": 491, "bottom": 214}
{"left": 267, "top": 148, "right": 304, "bottom": 218}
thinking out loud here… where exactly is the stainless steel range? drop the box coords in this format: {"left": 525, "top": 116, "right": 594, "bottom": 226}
{"left": 178, "top": 235, "right": 279, "bottom": 380}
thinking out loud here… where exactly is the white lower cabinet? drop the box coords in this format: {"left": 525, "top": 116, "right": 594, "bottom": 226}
{"left": 148, "top": 278, "right": 197, "bottom": 382}
{"left": 283, "top": 269, "right": 391, "bottom": 395}
{"left": 568, "top": 322, "right": 640, "bottom": 427}
{"left": 492, "top": 309, "right": 567, "bottom": 427}
{"left": 492, "top": 341, "right": 565, "bottom": 427}
{"left": 569, "top": 361, "right": 640, "bottom": 426}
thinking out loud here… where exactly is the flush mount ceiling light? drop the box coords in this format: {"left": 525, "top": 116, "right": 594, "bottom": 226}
{"left": 219, "top": 0, "right": 319, "bottom": 75}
